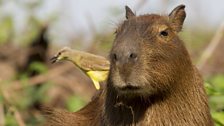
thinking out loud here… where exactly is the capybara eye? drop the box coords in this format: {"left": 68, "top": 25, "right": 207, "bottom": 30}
{"left": 160, "top": 30, "right": 168, "bottom": 37}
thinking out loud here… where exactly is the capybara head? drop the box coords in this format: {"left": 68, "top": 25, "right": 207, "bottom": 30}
{"left": 108, "top": 5, "right": 191, "bottom": 97}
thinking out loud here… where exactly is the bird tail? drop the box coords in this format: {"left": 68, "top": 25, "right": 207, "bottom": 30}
{"left": 92, "top": 79, "right": 100, "bottom": 90}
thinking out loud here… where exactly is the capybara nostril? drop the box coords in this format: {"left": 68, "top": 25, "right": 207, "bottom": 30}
{"left": 129, "top": 53, "right": 137, "bottom": 60}
{"left": 111, "top": 53, "right": 118, "bottom": 61}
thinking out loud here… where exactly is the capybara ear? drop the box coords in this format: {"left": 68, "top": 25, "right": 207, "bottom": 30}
{"left": 169, "top": 5, "right": 186, "bottom": 32}
{"left": 125, "top": 6, "right": 135, "bottom": 19}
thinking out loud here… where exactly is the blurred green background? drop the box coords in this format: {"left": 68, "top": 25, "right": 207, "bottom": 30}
{"left": 0, "top": 0, "right": 224, "bottom": 126}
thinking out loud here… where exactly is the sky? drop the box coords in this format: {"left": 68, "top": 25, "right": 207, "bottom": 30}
{"left": 0, "top": 0, "right": 224, "bottom": 45}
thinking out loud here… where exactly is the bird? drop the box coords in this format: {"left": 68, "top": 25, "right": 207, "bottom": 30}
{"left": 50, "top": 47, "right": 110, "bottom": 90}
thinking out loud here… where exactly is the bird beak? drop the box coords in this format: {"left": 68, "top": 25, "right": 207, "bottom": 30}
{"left": 50, "top": 55, "right": 58, "bottom": 64}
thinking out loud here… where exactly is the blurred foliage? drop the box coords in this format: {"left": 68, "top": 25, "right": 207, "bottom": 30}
{"left": 180, "top": 29, "right": 214, "bottom": 62}
{"left": 0, "top": 16, "right": 13, "bottom": 44}
{"left": 181, "top": 29, "right": 213, "bottom": 50}
{"left": 206, "top": 75, "right": 224, "bottom": 126}
{"left": 66, "top": 95, "right": 86, "bottom": 112}
{"left": 1, "top": 62, "right": 51, "bottom": 126}
{"left": 5, "top": 109, "right": 18, "bottom": 126}
{"left": 28, "top": 62, "right": 48, "bottom": 74}
{"left": 93, "top": 33, "right": 114, "bottom": 54}
{"left": 0, "top": 0, "right": 56, "bottom": 46}
{"left": 18, "top": 17, "right": 41, "bottom": 46}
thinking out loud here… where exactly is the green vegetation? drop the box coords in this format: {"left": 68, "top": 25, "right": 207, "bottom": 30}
{"left": 0, "top": 16, "right": 13, "bottom": 44}
{"left": 206, "top": 75, "right": 224, "bottom": 126}
{"left": 66, "top": 95, "right": 86, "bottom": 112}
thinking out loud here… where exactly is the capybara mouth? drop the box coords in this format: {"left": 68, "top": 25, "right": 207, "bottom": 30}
{"left": 119, "top": 85, "right": 140, "bottom": 91}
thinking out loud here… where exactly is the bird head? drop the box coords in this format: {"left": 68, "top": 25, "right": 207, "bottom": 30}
{"left": 51, "top": 47, "right": 72, "bottom": 63}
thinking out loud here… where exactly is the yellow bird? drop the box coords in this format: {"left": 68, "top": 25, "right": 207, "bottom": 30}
{"left": 51, "top": 47, "right": 110, "bottom": 90}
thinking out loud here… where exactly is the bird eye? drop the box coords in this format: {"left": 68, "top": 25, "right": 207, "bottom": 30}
{"left": 160, "top": 30, "right": 168, "bottom": 37}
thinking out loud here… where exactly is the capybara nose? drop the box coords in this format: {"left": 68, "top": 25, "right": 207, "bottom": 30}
{"left": 111, "top": 51, "right": 138, "bottom": 65}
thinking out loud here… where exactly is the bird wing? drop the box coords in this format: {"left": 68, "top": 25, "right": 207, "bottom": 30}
{"left": 78, "top": 52, "right": 110, "bottom": 71}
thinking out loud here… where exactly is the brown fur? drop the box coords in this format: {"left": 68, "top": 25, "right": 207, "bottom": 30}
{"left": 43, "top": 5, "right": 213, "bottom": 126}
{"left": 42, "top": 89, "right": 104, "bottom": 126}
